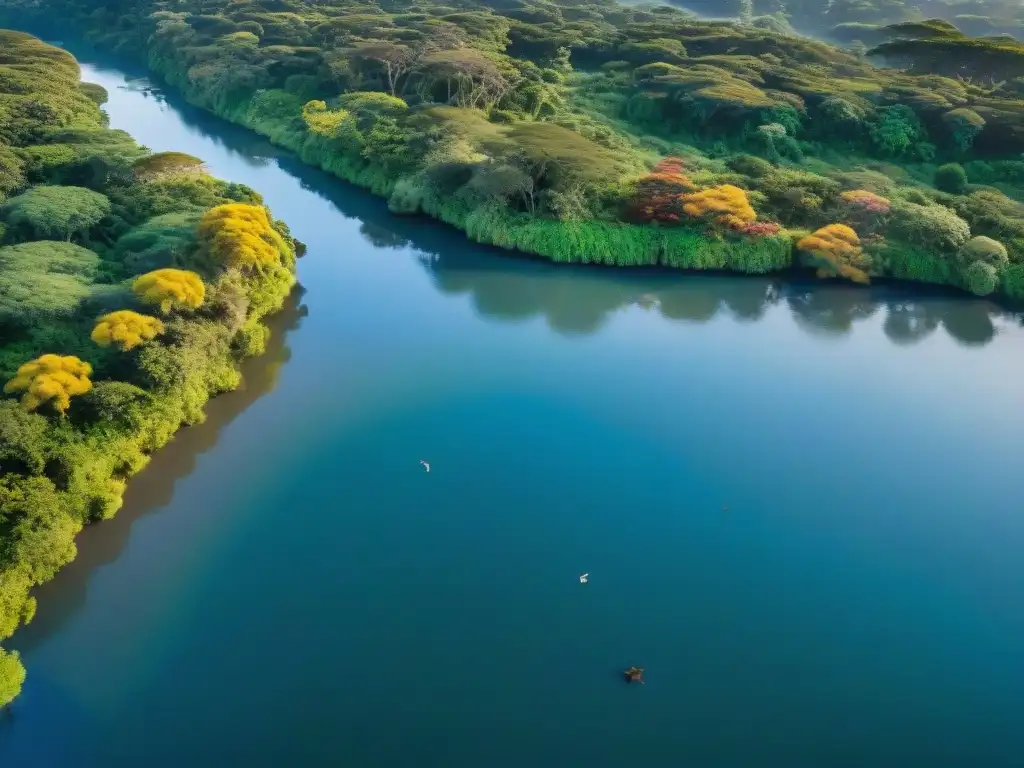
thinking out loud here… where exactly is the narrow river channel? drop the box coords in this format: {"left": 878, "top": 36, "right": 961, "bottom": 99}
{"left": 1, "top": 47, "right": 1023, "bottom": 767}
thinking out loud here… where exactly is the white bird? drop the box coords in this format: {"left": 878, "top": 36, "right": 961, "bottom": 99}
{"left": 420, "top": 460, "right": 430, "bottom": 473}
{"left": 579, "top": 573, "right": 589, "bottom": 584}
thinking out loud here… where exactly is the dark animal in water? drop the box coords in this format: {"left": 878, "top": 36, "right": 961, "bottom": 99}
{"left": 624, "top": 666, "right": 644, "bottom": 684}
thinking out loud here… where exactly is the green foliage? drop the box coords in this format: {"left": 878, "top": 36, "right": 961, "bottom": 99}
{"left": 942, "top": 108, "right": 985, "bottom": 152}
{"left": 0, "top": 400, "right": 49, "bottom": 474}
{"left": 71, "top": 380, "right": 153, "bottom": 430}
{"left": 934, "top": 163, "right": 968, "bottom": 194}
{"left": 960, "top": 236, "right": 1008, "bottom": 266}
{"left": 0, "top": 647, "right": 25, "bottom": 707}
{"left": 78, "top": 82, "right": 108, "bottom": 106}
{"left": 0, "top": 144, "right": 26, "bottom": 202}
{"left": 112, "top": 211, "right": 202, "bottom": 274}
{"left": 0, "top": 241, "right": 99, "bottom": 330}
{"left": 889, "top": 200, "right": 971, "bottom": 252}
{"left": 132, "top": 151, "right": 206, "bottom": 180}
{"left": 0, "top": 33, "right": 298, "bottom": 696}
{"left": 963, "top": 260, "right": 999, "bottom": 296}
{"left": 868, "top": 106, "right": 931, "bottom": 160}
{"left": 4, "top": 0, "right": 1022, "bottom": 305}
{"left": 1, "top": 185, "right": 111, "bottom": 241}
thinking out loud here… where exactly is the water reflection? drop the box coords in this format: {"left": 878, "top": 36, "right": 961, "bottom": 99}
{"left": 415, "top": 244, "right": 1009, "bottom": 346}
{"left": 77, "top": 44, "right": 1016, "bottom": 349}
{"left": 9, "top": 291, "right": 306, "bottom": 654}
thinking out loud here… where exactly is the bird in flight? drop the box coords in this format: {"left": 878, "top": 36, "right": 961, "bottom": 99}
{"left": 420, "top": 460, "right": 430, "bottom": 472}
{"left": 579, "top": 573, "right": 589, "bottom": 583}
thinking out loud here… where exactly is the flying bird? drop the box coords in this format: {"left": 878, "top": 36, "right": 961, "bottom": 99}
{"left": 420, "top": 460, "right": 430, "bottom": 472}
{"left": 579, "top": 573, "right": 589, "bottom": 584}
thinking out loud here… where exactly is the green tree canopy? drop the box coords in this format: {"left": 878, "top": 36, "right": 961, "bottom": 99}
{"left": 1, "top": 185, "right": 111, "bottom": 240}
{"left": 0, "top": 648, "right": 26, "bottom": 708}
{"left": 0, "top": 241, "right": 99, "bottom": 329}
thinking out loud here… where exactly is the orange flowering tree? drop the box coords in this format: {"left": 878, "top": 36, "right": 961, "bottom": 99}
{"left": 797, "top": 223, "right": 872, "bottom": 284}
{"left": 680, "top": 184, "right": 756, "bottom": 229}
{"left": 91, "top": 310, "right": 165, "bottom": 351}
{"left": 132, "top": 268, "right": 205, "bottom": 313}
{"left": 4, "top": 354, "right": 92, "bottom": 413}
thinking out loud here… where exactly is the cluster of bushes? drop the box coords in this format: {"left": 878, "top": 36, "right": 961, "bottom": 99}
{"left": 672, "top": 0, "right": 1024, "bottom": 41}
{"left": 0, "top": 31, "right": 297, "bottom": 706}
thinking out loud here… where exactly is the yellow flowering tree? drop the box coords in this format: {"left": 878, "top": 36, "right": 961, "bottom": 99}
{"left": 680, "top": 184, "right": 756, "bottom": 229}
{"left": 91, "top": 310, "right": 165, "bottom": 351}
{"left": 301, "top": 100, "right": 352, "bottom": 138}
{"left": 797, "top": 223, "right": 872, "bottom": 284}
{"left": 4, "top": 354, "right": 92, "bottom": 413}
{"left": 132, "top": 268, "right": 205, "bottom": 313}
{"left": 197, "top": 203, "right": 292, "bottom": 270}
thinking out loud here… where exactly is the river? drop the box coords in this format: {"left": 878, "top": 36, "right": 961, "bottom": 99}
{"left": 1, "top": 48, "right": 1023, "bottom": 767}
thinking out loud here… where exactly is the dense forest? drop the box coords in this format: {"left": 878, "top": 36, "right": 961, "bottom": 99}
{"left": 3, "top": 0, "right": 1024, "bottom": 299}
{"left": 672, "top": 0, "right": 1024, "bottom": 41}
{"left": 0, "top": 30, "right": 298, "bottom": 705}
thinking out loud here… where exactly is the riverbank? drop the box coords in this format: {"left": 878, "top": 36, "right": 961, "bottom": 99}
{"left": 3, "top": 1, "right": 1023, "bottom": 302}
{"left": 0, "top": 31, "right": 298, "bottom": 704}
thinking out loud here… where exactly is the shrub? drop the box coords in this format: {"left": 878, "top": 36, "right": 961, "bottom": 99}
{"left": 72, "top": 381, "right": 153, "bottom": 430}
{"left": 934, "top": 163, "right": 968, "bottom": 194}
{"left": 963, "top": 261, "right": 999, "bottom": 296}
{"left": 738, "top": 221, "right": 781, "bottom": 237}
{"left": 132, "top": 152, "right": 206, "bottom": 181}
{"left": 727, "top": 154, "right": 773, "bottom": 178}
{"left": 797, "top": 223, "right": 871, "bottom": 284}
{"left": 839, "top": 189, "right": 891, "bottom": 214}
{"left": 960, "top": 235, "right": 1009, "bottom": 267}
{"left": 889, "top": 201, "right": 971, "bottom": 252}
{"left": 628, "top": 158, "right": 695, "bottom": 224}
{"left": 680, "top": 185, "right": 756, "bottom": 229}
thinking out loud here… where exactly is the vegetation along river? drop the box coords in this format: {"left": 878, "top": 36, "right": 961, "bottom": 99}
{"left": 2, "top": 47, "right": 1023, "bottom": 767}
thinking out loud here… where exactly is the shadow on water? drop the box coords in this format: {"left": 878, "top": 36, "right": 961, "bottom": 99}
{"left": 6, "top": 291, "right": 307, "bottom": 655}
{"left": 71, "top": 42, "right": 1017, "bottom": 348}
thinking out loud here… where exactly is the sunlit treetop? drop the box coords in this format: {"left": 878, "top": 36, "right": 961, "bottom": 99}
{"left": 3, "top": 354, "right": 93, "bottom": 414}
{"left": 196, "top": 203, "right": 292, "bottom": 269}
{"left": 680, "top": 185, "right": 757, "bottom": 229}
{"left": 131, "top": 268, "right": 205, "bottom": 313}
{"left": 91, "top": 310, "right": 166, "bottom": 351}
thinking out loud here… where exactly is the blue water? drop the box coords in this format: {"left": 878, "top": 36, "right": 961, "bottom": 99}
{"left": 1, "top": 51, "right": 1023, "bottom": 767}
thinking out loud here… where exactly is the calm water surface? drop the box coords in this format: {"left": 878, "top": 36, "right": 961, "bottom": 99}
{"left": 1, "top": 49, "right": 1023, "bottom": 767}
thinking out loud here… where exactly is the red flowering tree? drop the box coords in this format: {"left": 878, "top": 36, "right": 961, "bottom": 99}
{"left": 627, "top": 156, "right": 695, "bottom": 224}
